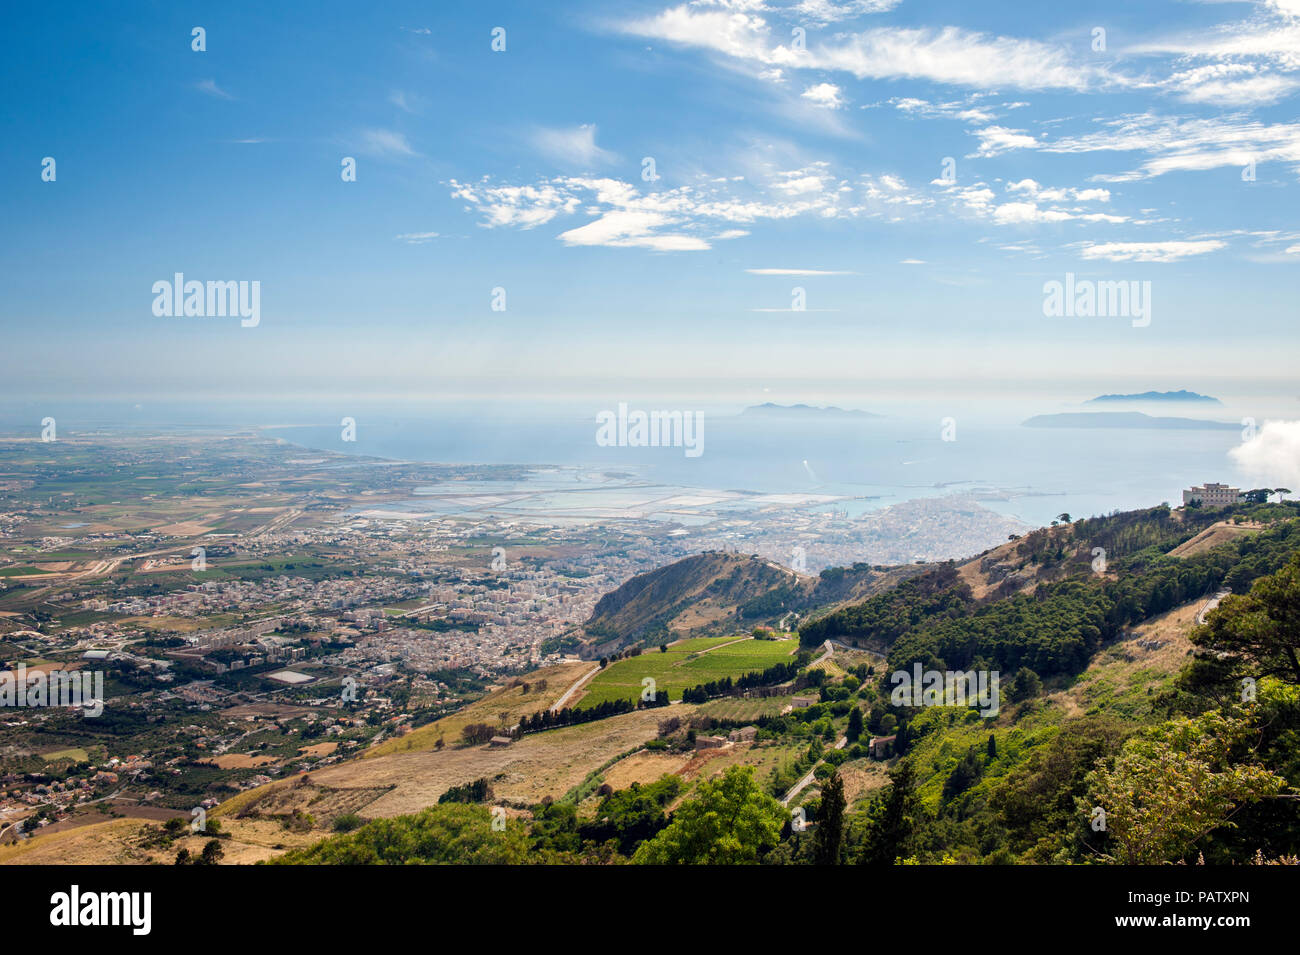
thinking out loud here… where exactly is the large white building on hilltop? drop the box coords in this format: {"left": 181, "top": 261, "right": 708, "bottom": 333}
{"left": 1183, "top": 482, "right": 1243, "bottom": 507}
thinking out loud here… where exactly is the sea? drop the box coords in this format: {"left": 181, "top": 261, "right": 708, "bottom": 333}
{"left": 2, "top": 392, "right": 1285, "bottom": 530}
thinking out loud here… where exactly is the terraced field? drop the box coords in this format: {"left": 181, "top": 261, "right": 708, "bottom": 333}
{"left": 576, "top": 636, "right": 798, "bottom": 707}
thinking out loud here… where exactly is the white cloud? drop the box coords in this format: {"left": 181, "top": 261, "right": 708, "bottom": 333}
{"left": 788, "top": 0, "right": 903, "bottom": 24}
{"left": 557, "top": 211, "right": 709, "bottom": 250}
{"left": 448, "top": 179, "right": 583, "bottom": 228}
{"left": 531, "top": 124, "right": 617, "bottom": 167}
{"left": 773, "top": 174, "right": 826, "bottom": 194}
{"left": 1076, "top": 240, "right": 1227, "bottom": 262}
{"left": 1006, "top": 178, "right": 1040, "bottom": 195}
{"left": 1120, "top": 0, "right": 1300, "bottom": 111}
{"left": 801, "top": 82, "right": 845, "bottom": 109}
{"left": 689, "top": 0, "right": 902, "bottom": 22}
{"left": 889, "top": 97, "right": 999, "bottom": 123}
{"left": 1163, "top": 63, "right": 1300, "bottom": 106}
{"left": 622, "top": 8, "right": 1115, "bottom": 92}
{"left": 447, "top": 164, "right": 922, "bottom": 251}
{"left": 992, "top": 202, "right": 1073, "bottom": 224}
{"left": 969, "top": 125, "right": 1038, "bottom": 157}
{"left": 394, "top": 232, "right": 440, "bottom": 244}
{"left": 1230, "top": 420, "right": 1300, "bottom": 489}
{"left": 810, "top": 27, "right": 1103, "bottom": 91}
{"left": 1033, "top": 113, "right": 1300, "bottom": 180}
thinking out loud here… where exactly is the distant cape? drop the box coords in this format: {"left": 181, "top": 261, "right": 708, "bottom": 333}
{"left": 1024, "top": 412, "right": 1237, "bottom": 431}
{"left": 741, "top": 403, "right": 881, "bottom": 419}
{"left": 1086, "top": 390, "right": 1221, "bottom": 405}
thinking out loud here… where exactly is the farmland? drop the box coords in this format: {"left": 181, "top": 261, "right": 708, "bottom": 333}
{"left": 576, "top": 635, "right": 798, "bottom": 707}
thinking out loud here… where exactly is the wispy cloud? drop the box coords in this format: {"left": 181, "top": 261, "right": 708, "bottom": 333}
{"left": 621, "top": 7, "right": 1121, "bottom": 92}
{"left": 746, "top": 267, "right": 857, "bottom": 274}
{"left": 359, "top": 128, "right": 418, "bottom": 158}
{"left": 389, "top": 90, "right": 420, "bottom": 113}
{"left": 196, "top": 78, "right": 234, "bottom": 100}
{"left": 1040, "top": 114, "right": 1300, "bottom": 180}
{"left": 394, "top": 232, "right": 441, "bottom": 244}
{"left": 448, "top": 167, "right": 871, "bottom": 251}
{"left": 531, "top": 124, "right": 617, "bottom": 167}
{"left": 1076, "top": 240, "right": 1227, "bottom": 262}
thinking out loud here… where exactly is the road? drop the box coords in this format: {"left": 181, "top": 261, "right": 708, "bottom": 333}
{"left": 826, "top": 638, "right": 886, "bottom": 661}
{"left": 1196, "top": 589, "right": 1231, "bottom": 625}
{"left": 780, "top": 734, "right": 847, "bottom": 806}
{"left": 549, "top": 663, "right": 603, "bottom": 712}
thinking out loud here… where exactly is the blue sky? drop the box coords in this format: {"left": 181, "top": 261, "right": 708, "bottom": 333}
{"left": 2, "top": 0, "right": 1299, "bottom": 404}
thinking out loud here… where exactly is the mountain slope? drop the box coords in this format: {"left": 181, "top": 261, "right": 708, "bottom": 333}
{"left": 578, "top": 551, "right": 918, "bottom": 654}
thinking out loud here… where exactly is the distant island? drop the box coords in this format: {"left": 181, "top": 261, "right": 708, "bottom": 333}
{"left": 1086, "top": 390, "right": 1221, "bottom": 405}
{"left": 1024, "top": 412, "right": 1237, "bottom": 431}
{"left": 741, "top": 403, "right": 881, "bottom": 419}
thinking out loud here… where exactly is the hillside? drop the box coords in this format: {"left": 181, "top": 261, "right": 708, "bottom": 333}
{"left": 796, "top": 502, "right": 1277, "bottom": 650}
{"left": 576, "top": 551, "right": 917, "bottom": 654}
{"left": 740, "top": 403, "right": 881, "bottom": 419}
{"left": 14, "top": 499, "right": 1300, "bottom": 866}
{"left": 1086, "top": 390, "right": 1220, "bottom": 404}
{"left": 259, "top": 499, "right": 1300, "bottom": 866}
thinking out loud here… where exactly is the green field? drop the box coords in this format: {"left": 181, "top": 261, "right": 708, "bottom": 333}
{"left": 578, "top": 636, "right": 797, "bottom": 707}
{"left": 695, "top": 694, "right": 797, "bottom": 721}
{"left": 42, "top": 747, "right": 90, "bottom": 763}
{"left": 0, "top": 566, "right": 52, "bottom": 577}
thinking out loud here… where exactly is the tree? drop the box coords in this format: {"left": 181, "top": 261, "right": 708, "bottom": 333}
{"left": 987, "top": 734, "right": 997, "bottom": 760}
{"left": 1007, "top": 667, "right": 1043, "bottom": 703}
{"left": 1082, "top": 711, "right": 1285, "bottom": 865}
{"left": 632, "top": 767, "right": 786, "bottom": 864}
{"left": 1275, "top": 488, "right": 1292, "bottom": 503}
{"left": 813, "top": 772, "right": 846, "bottom": 865}
{"left": 942, "top": 746, "right": 983, "bottom": 802}
{"left": 199, "top": 839, "right": 224, "bottom": 865}
{"left": 846, "top": 706, "right": 864, "bottom": 743}
{"left": 1190, "top": 551, "right": 1300, "bottom": 686}
{"left": 272, "top": 804, "right": 533, "bottom": 864}
{"left": 991, "top": 715, "right": 1126, "bottom": 862}
{"left": 1058, "top": 513, "right": 1072, "bottom": 524}
{"left": 857, "top": 759, "right": 922, "bottom": 865}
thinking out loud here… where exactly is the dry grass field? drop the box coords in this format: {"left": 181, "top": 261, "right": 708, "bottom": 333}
{"left": 1166, "top": 520, "right": 1262, "bottom": 558}
{"left": 220, "top": 702, "right": 700, "bottom": 821}
{"left": 366, "top": 659, "right": 595, "bottom": 757}
{"left": 0, "top": 815, "right": 321, "bottom": 866}
{"left": 1045, "top": 598, "right": 1199, "bottom": 721}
